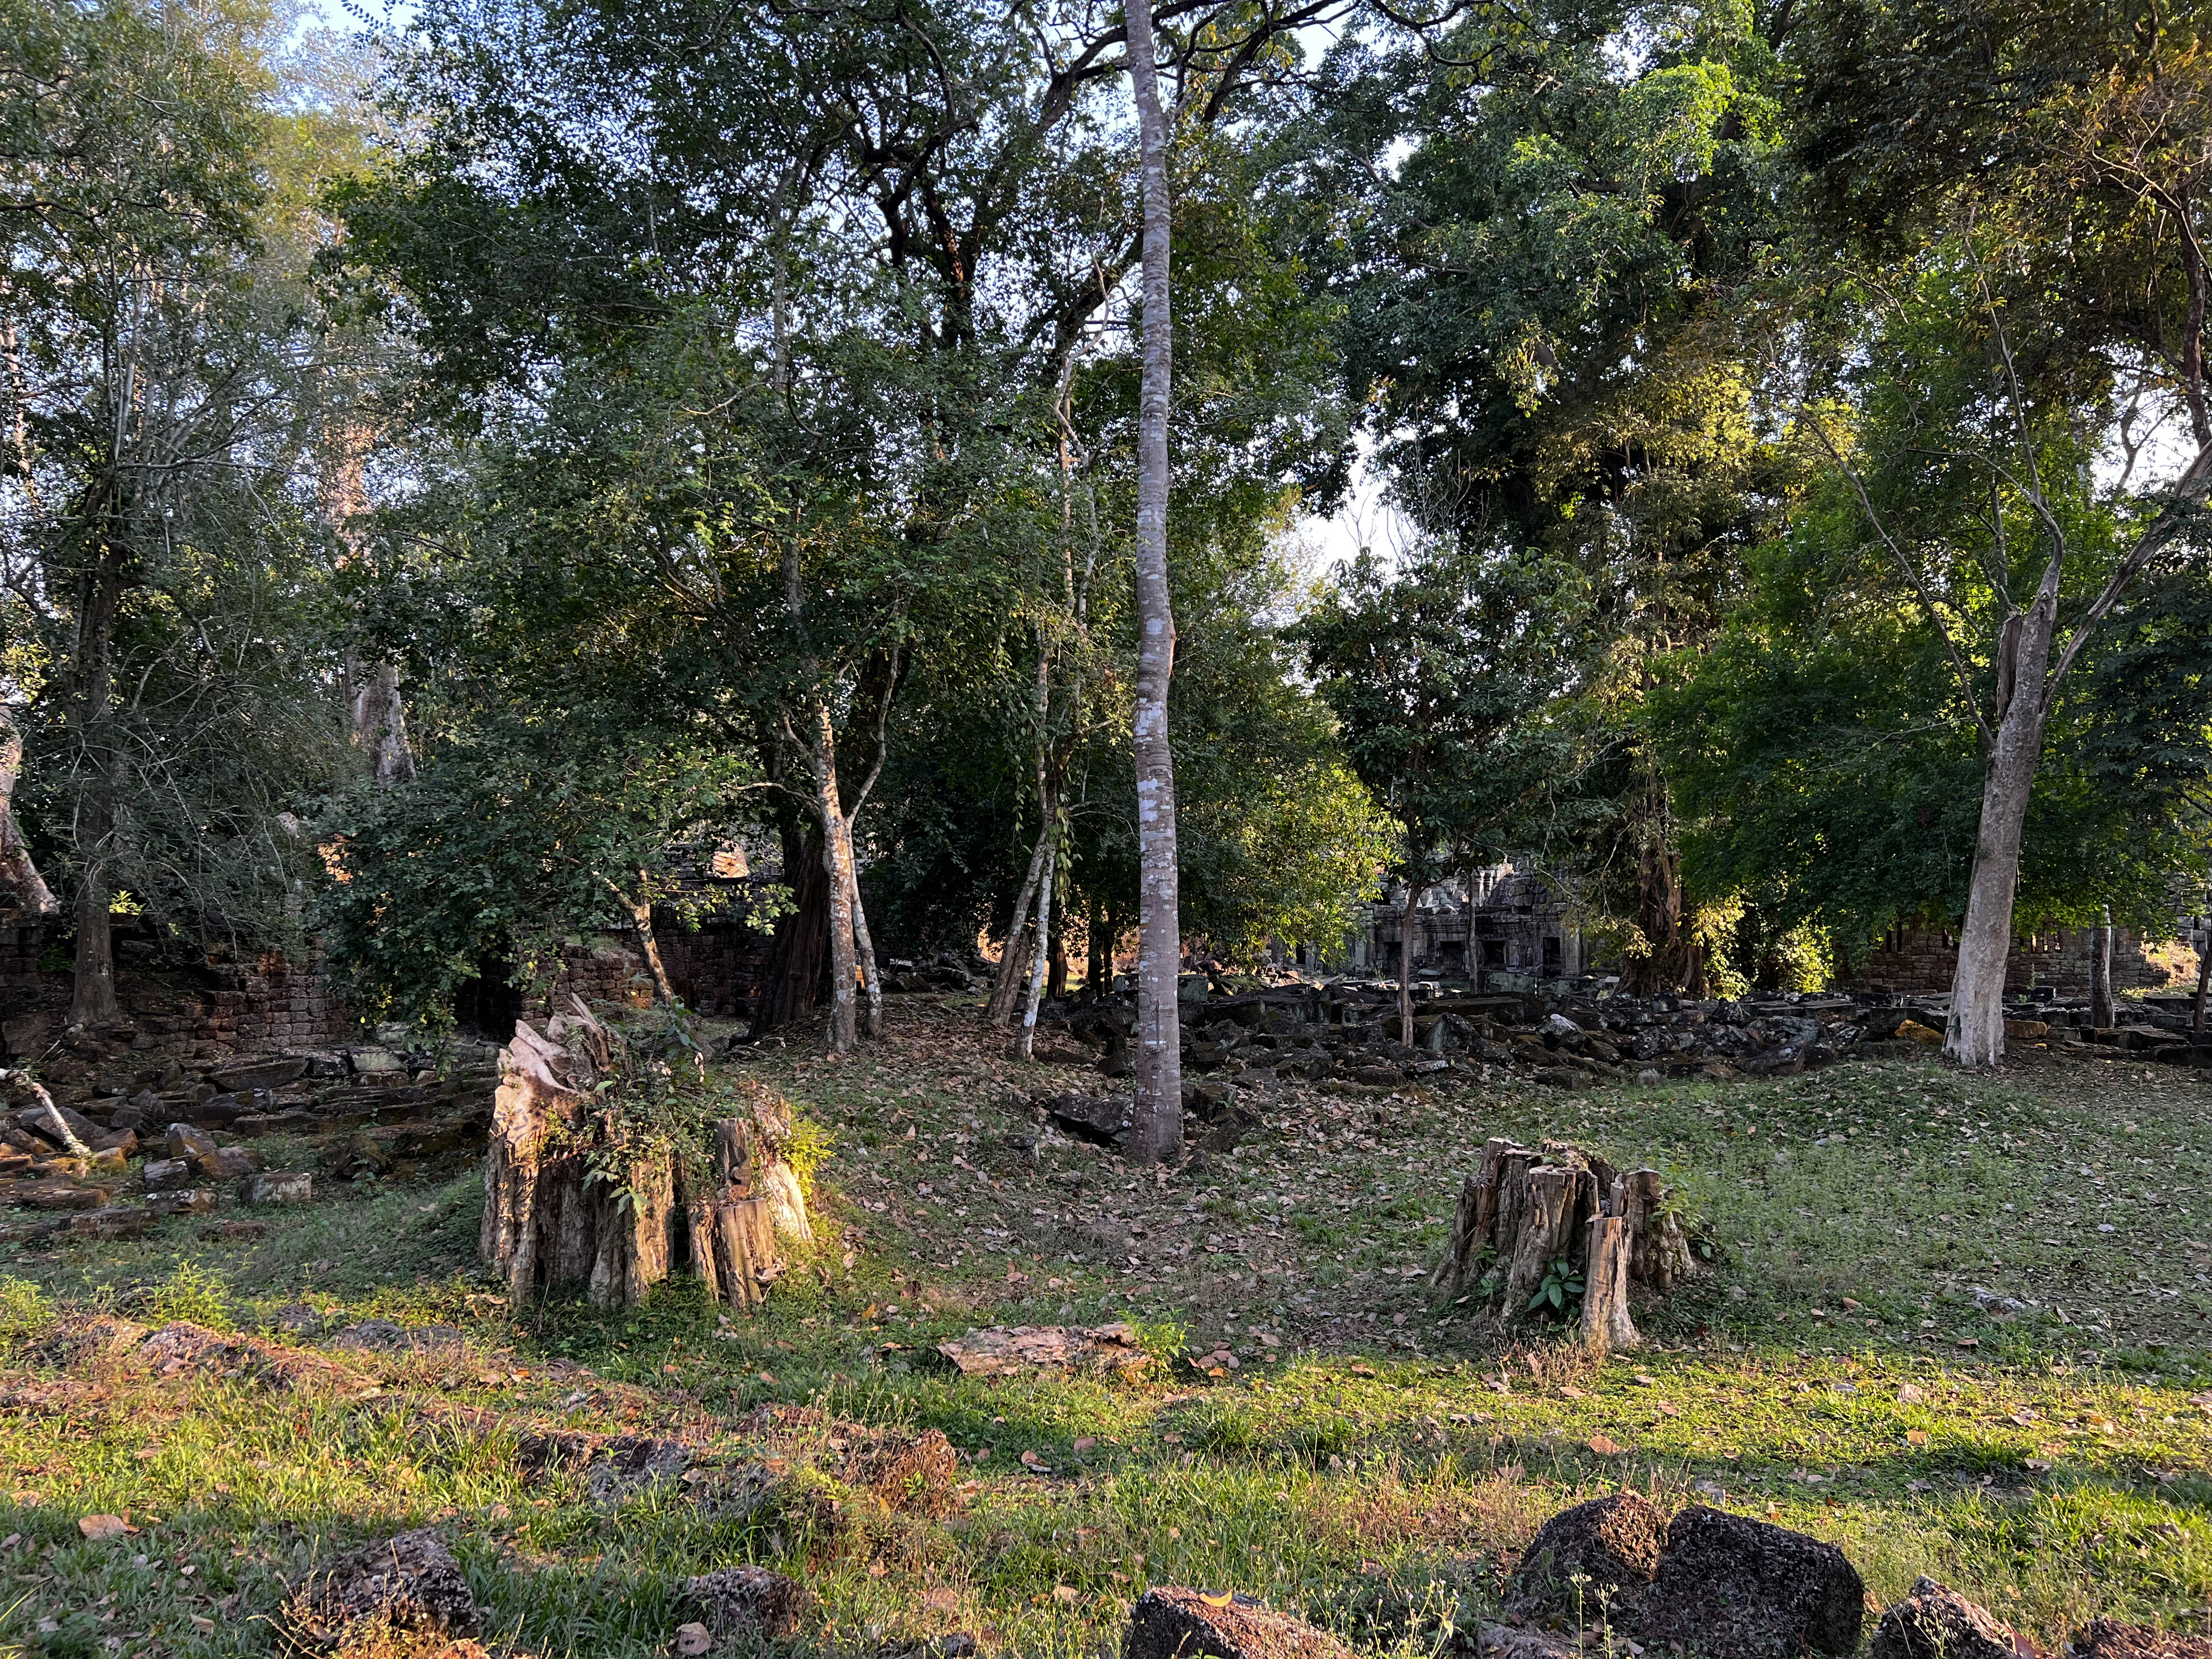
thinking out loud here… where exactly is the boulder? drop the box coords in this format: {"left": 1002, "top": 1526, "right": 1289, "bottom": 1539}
{"left": 145, "top": 1188, "right": 216, "bottom": 1215}
{"left": 1872, "top": 1579, "right": 2032, "bottom": 1659}
{"left": 211, "top": 1057, "right": 309, "bottom": 1093}
{"left": 677, "top": 1564, "right": 812, "bottom": 1640}
{"left": 198, "top": 1145, "right": 260, "bottom": 1181}
{"left": 2073, "top": 1620, "right": 2212, "bottom": 1659}
{"left": 1636, "top": 1506, "right": 1864, "bottom": 1659}
{"left": 1123, "top": 1588, "right": 1353, "bottom": 1659}
{"left": 1504, "top": 1493, "right": 1665, "bottom": 1625}
{"left": 1042, "top": 1091, "right": 1133, "bottom": 1145}
{"left": 936, "top": 1322, "right": 1152, "bottom": 1379}
{"left": 291, "top": 1527, "right": 482, "bottom": 1647}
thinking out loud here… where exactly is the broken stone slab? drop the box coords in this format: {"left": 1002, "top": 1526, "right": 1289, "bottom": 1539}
{"left": 245, "top": 1171, "right": 312, "bottom": 1206}
{"left": 17, "top": 1181, "right": 108, "bottom": 1211}
{"left": 16, "top": 1099, "right": 93, "bottom": 1156}
{"left": 1637, "top": 1505, "right": 1864, "bottom": 1659}
{"left": 2073, "top": 1618, "right": 2212, "bottom": 1659}
{"left": 165, "top": 1123, "right": 219, "bottom": 1161}
{"left": 66, "top": 1206, "right": 156, "bottom": 1240}
{"left": 197, "top": 1145, "right": 260, "bottom": 1181}
{"left": 349, "top": 1046, "right": 406, "bottom": 1076}
{"left": 677, "top": 1564, "right": 812, "bottom": 1640}
{"left": 1504, "top": 1492, "right": 1664, "bottom": 1625}
{"left": 146, "top": 1188, "right": 216, "bottom": 1215}
{"left": 1123, "top": 1587, "right": 1353, "bottom": 1659}
{"left": 936, "top": 1322, "right": 1152, "bottom": 1379}
{"left": 1871, "top": 1578, "right": 2034, "bottom": 1659}
{"left": 1041, "top": 1091, "right": 1132, "bottom": 1145}
{"left": 210, "top": 1056, "right": 309, "bottom": 1093}
{"left": 290, "top": 1527, "right": 482, "bottom": 1648}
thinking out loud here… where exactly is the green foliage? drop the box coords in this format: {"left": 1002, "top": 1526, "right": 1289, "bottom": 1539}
{"left": 312, "top": 719, "right": 766, "bottom": 1029}
{"left": 1527, "top": 1256, "right": 1585, "bottom": 1317}
{"left": 0, "top": 1277, "right": 54, "bottom": 1354}
{"left": 142, "top": 1260, "right": 232, "bottom": 1331}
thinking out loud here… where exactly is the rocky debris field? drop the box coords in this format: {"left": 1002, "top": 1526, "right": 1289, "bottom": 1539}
{"left": 0, "top": 1027, "right": 496, "bottom": 1245}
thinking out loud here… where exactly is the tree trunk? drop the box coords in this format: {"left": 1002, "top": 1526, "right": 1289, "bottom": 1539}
{"left": 0, "top": 703, "right": 58, "bottom": 921}
{"left": 1019, "top": 827, "right": 1058, "bottom": 1060}
{"left": 851, "top": 862, "right": 884, "bottom": 1040}
{"left": 1048, "top": 898, "right": 1070, "bottom": 1001}
{"left": 1502, "top": 1166, "right": 1580, "bottom": 1312}
{"left": 343, "top": 651, "right": 416, "bottom": 785}
{"left": 66, "top": 556, "right": 125, "bottom": 1029}
{"left": 806, "top": 703, "right": 860, "bottom": 1053}
{"left": 751, "top": 828, "right": 828, "bottom": 1036}
{"left": 2193, "top": 922, "right": 2208, "bottom": 1036}
{"left": 613, "top": 875, "right": 677, "bottom": 1004}
{"left": 1125, "top": 0, "right": 1182, "bottom": 1165}
{"left": 989, "top": 820, "right": 1053, "bottom": 1024}
{"left": 2089, "top": 906, "right": 2115, "bottom": 1030}
{"left": 1945, "top": 597, "right": 2056, "bottom": 1067}
{"left": 1086, "top": 900, "right": 1107, "bottom": 999}
{"left": 1398, "top": 880, "right": 1425, "bottom": 1047}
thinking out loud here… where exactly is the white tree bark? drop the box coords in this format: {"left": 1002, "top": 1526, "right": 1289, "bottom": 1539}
{"left": 1126, "top": 0, "right": 1182, "bottom": 1164}
{"left": 2089, "top": 904, "right": 2115, "bottom": 1030}
{"left": 0, "top": 703, "right": 58, "bottom": 921}
{"left": 1019, "top": 824, "right": 1057, "bottom": 1059}
{"left": 1398, "top": 879, "right": 1425, "bottom": 1047}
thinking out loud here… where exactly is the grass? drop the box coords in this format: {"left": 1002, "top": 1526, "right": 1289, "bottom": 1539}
{"left": 0, "top": 1000, "right": 2205, "bottom": 1657}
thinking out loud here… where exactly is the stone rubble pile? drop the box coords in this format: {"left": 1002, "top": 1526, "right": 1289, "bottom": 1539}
{"left": 0, "top": 1028, "right": 496, "bottom": 1240}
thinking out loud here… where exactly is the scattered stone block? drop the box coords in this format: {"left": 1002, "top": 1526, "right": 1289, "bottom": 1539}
{"left": 246, "top": 1171, "right": 312, "bottom": 1206}
{"left": 1123, "top": 1587, "right": 1353, "bottom": 1659}
{"left": 145, "top": 1189, "right": 217, "bottom": 1215}
{"left": 142, "top": 1157, "right": 194, "bottom": 1191}
{"left": 1895, "top": 1019, "right": 1944, "bottom": 1046}
{"left": 67, "top": 1206, "right": 154, "bottom": 1239}
{"left": 1041, "top": 1091, "right": 1132, "bottom": 1144}
{"left": 936, "top": 1322, "right": 1152, "bottom": 1379}
{"left": 1638, "top": 1506, "right": 1864, "bottom": 1659}
{"left": 165, "top": 1123, "right": 218, "bottom": 1161}
{"left": 1504, "top": 1492, "right": 1664, "bottom": 1625}
{"left": 88, "top": 1126, "right": 137, "bottom": 1156}
{"left": 291, "top": 1527, "right": 482, "bottom": 1648}
{"left": 211, "top": 1057, "right": 309, "bottom": 1092}
{"left": 1872, "top": 1578, "right": 2033, "bottom": 1659}
{"left": 17, "top": 1181, "right": 106, "bottom": 1211}
{"left": 677, "top": 1564, "right": 812, "bottom": 1640}
{"left": 197, "top": 1145, "right": 260, "bottom": 1181}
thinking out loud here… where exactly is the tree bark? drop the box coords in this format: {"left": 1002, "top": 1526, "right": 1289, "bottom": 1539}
{"left": 2193, "top": 917, "right": 2208, "bottom": 1036}
{"left": 751, "top": 827, "right": 828, "bottom": 1036}
{"left": 851, "top": 863, "right": 884, "bottom": 1040}
{"left": 1579, "top": 1212, "right": 1639, "bottom": 1355}
{"left": 0, "top": 703, "right": 58, "bottom": 921}
{"left": 1086, "top": 900, "right": 1107, "bottom": 999}
{"left": 609, "top": 874, "right": 677, "bottom": 1004}
{"left": 1126, "top": 0, "right": 1182, "bottom": 1165}
{"left": 1018, "top": 825, "right": 1058, "bottom": 1059}
{"left": 811, "top": 724, "right": 860, "bottom": 1052}
{"left": 2089, "top": 906, "right": 2115, "bottom": 1029}
{"left": 1398, "top": 880, "right": 1425, "bottom": 1046}
{"left": 343, "top": 651, "right": 416, "bottom": 785}
{"left": 1944, "top": 589, "right": 2056, "bottom": 1067}
{"left": 66, "top": 555, "right": 126, "bottom": 1030}
{"left": 989, "top": 818, "right": 1053, "bottom": 1024}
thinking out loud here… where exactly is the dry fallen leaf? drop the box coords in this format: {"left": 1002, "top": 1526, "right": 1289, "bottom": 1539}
{"left": 1907, "top": 1430, "right": 1931, "bottom": 1446}
{"left": 1053, "top": 1584, "right": 1080, "bottom": 1603}
{"left": 673, "top": 1622, "right": 712, "bottom": 1656}
{"left": 77, "top": 1514, "right": 129, "bottom": 1542}
{"left": 1589, "top": 1435, "right": 1623, "bottom": 1456}
{"left": 1198, "top": 1590, "right": 1233, "bottom": 1608}
{"left": 1072, "top": 1436, "right": 1097, "bottom": 1453}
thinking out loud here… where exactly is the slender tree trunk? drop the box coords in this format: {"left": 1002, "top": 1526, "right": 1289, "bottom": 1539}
{"left": 1126, "top": 0, "right": 1182, "bottom": 1164}
{"left": 807, "top": 702, "right": 859, "bottom": 1053}
{"left": 1048, "top": 896, "right": 1070, "bottom": 1001}
{"left": 989, "top": 821, "right": 1052, "bottom": 1024}
{"left": 2192, "top": 925, "right": 2208, "bottom": 1036}
{"left": 1945, "top": 597, "right": 2056, "bottom": 1068}
{"left": 1019, "top": 827, "right": 1057, "bottom": 1059}
{"left": 1399, "top": 880, "right": 1425, "bottom": 1047}
{"left": 1086, "top": 900, "right": 1107, "bottom": 1000}
{"left": 0, "top": 703, "right": 58, "bottom": 921}
{"left": 2089, "top": 905, "right": 2115, "bottom": 1030}
{"left": 67, "top": 557, "right": 126, "bottom": 1029}
{"left": 851, "top": 859, "right": 883, "bottom": 1039}
{"left": 607, "top": 875, "right": 677, "bottom": 1004}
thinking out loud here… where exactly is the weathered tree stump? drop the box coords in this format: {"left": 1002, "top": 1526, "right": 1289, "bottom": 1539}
{"left": 482, "top": 1000, "right": 813, "bottom": 1312}
{"left": 1431, "top": 1136, "right": 1699, "bottom": 1354}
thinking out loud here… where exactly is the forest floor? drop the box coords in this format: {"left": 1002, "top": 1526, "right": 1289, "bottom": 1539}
{"left": 0, "top": 998, "right": 2208, "bottom": 1658}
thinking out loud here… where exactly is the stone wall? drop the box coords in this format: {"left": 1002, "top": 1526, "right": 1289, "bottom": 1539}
{"left": 2, "top": 913, "right": 779, "bottom": 1060}
{"left": 1841, "top": 923, "right": 2202, "bottom": 997}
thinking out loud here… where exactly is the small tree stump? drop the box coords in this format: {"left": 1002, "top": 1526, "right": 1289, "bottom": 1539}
{"left": 1431, "top": 1139, "right": 1699, "bottom": 1353}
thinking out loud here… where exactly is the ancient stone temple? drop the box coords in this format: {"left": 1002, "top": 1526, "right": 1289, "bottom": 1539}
{"left": 1328, "top": 860, "right": 1584, "bottom": 986}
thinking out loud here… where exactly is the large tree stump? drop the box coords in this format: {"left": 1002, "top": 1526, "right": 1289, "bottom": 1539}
{"left": 482, "top": 1005, "right": 681, "bottom": 1310}
{"left": 481, "top": 1000, "right": 813, "bottom": 1313}
{"left": 1431, "top": 1139, "right": 1699, "bottom": 1354}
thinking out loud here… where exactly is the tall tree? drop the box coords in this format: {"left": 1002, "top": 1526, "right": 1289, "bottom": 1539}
{"left": 1126, "top": 0, "right": 1182, "bottom": 1162}
{"left": 1791, "top": 0, "right": 2212, "bottom": 1063}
